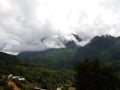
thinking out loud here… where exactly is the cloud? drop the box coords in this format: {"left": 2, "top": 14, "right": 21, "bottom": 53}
{"left": 0, "top": 0, "right": 120, "bottom": 54}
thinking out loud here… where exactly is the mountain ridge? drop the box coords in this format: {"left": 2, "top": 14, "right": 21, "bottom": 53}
{"left": 1, "top": 34, "right": 120, "bottom": 69}
{"left": 18, "top": 35, "right": 120, "bottom": 69}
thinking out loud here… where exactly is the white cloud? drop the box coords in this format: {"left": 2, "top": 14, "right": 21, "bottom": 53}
{"left": 0, "top": 0, "right": 120, "bottom": 54}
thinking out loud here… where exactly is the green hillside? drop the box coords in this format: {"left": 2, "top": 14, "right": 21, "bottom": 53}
{"left": 18, "top": 41, "right": 79, "bottom": 69}
{"left": 0, "top": 52, "right": 75, "bottom": 90}
{"left": 73, "top": 35, "right": 120, "bottom": 71}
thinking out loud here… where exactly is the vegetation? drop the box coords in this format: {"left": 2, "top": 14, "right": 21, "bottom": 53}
{"left": 73, "top": 35, "right": 120, "bottom": 72}
{"left": 0, "top": 52, "right": 75, "bottom": 90}
{"left": 18, "top": 48, "right": 78, "bottom": 69}
{"left": 0, "top": 65, "right": 74, "bottom": 90}
{"left": 18, "top": 35, "right": 120, "bottom": 70}
{"left": 74, "top": 59, "right": 120, "bottom": 90}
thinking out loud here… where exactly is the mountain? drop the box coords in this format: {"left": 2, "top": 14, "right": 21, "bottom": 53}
{"left": 18, "top": 34, "right": 82, "bottom": 69}
{"left": 1, "top": 35, "right": 120, "bottom": 89}
{"left": 0, "top": 52, "right": 22, "bottom": 65}
{"left": 18, "top": 35, "right": 120, "bottom": 70}
{"left": 73, "top": 35, "right": 119, "bottom": 60}
{"left": 18, "top": 48, "right": 78, "bottom": 69}
{"left": 72, "top": 34, "right": 82, "bottom": 41}
{"left": 73, "top": 35, "right": 120, "bottom": 71}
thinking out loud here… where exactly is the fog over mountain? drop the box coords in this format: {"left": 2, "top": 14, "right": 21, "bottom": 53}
{"left": 0, "top": 0, "right": 120, "bottom": 54}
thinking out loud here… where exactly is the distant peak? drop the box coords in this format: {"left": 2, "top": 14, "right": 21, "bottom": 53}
{"left": 91, "top": 35, "right": 115, "bottom": 42}
{"left": 64, "top": 40, "right": 77, "bottom": 48}
{"left": 72, "top": 34, "right": 82, "bottom": 41}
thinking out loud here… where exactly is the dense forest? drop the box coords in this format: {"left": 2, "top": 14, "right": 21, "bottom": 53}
{"left": 74, "top": 59, "right": 120, "bottom": 90}
{"left": 0, "top": 52, "right": 74, "bottom": 90}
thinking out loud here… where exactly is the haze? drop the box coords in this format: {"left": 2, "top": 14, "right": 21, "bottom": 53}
{"left": 0, "top": 0, "right": 120, "bottom": 54}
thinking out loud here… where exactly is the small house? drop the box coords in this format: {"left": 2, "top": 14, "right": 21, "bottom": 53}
{"left": 8, "top": 74, "right": 13, "bottom": 79}
{"left": 57, "top": 87, "right": 62, "bottom": 90}
{"left": 29, "top": 87, "right": 41, "bottom": 90}
{"left": 12, "top": 76, "right": 25, "bottom": 81}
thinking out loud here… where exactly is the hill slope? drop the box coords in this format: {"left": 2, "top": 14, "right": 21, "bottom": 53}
{"left": 0, "top": 52, "right": 22, "bottom": 65}
{"left": 18, "top": 35, "right": 120, "bottom": 69}
{"left": 18, "top": 34, "right": 82, "bottom": 69}
{"left": 18, "top": 48, "right": 78, "bottom": 69}
{"left": 73, "top": 35, "right": 120, "bottom": 60}
{"left": 73, "top": 35, "right": 120, "bottom": 71}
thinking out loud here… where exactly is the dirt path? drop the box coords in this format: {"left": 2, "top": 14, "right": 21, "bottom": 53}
{"left": 8, "top": 80, "right": 21, "bottom": 90}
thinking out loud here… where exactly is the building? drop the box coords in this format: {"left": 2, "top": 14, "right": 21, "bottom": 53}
{"left": 57, "top": 87, "right": 62, "bottom": 90}
{"left": 8, "top": 74, "right": 25, "bottom": 81}
{"left": 29, "top": 87, "right": 41, "bottom": 90}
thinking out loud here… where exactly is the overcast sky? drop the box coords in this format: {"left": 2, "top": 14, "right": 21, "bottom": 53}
{"left": 0, "top": 0, "right": 120, "bottom": 54}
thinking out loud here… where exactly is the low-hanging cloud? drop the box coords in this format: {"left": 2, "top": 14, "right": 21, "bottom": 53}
{"left": 0, "top": 0, "right": 120, "bottom": 54}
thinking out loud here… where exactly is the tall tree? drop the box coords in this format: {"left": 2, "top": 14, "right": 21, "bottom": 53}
{"left": 74, "top": 59, "right": 120, "bottom": 90}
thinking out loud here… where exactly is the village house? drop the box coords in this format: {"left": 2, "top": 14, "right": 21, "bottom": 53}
{"left": 29, "top": 87, "right": 41, "bottom": 90}
{"left": 57, "top": 87, "right": 62, "bottom": 90}
{"left": 8, "top": 74, "right": 25, "bottom": 81}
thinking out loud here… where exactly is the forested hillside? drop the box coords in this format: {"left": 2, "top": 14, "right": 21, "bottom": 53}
{"left": 18, "top": 35, "right": 120, "bottom": 70}
{"left": 0, "top": 52, "right": 74, "bottom": 90}
{"left": 73, "top": 35, "right": 120, "bottom": 72}
{"left": 18, "top": 40, "right": 79, "bottom": 69}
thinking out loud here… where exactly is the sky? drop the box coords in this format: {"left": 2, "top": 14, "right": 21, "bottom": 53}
{"left": 0, "top": 0, "right": 120, "bottom": 54}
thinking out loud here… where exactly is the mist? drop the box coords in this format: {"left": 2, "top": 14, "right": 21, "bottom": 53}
{"left": 0, "top": 0, "right": 120, "bottom": 54}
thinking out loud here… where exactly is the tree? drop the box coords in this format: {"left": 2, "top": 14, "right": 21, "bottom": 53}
{"left": 74, "top": 59, "right": 120, "bottom": 90}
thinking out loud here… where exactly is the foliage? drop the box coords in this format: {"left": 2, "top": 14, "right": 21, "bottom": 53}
{"left": 18, "top": 48, "right": 78, "bottom": 69}
{"left": 74, "top": 59, "right": 120, "bottom": 90}
{"left": 73, "top": 35, "right": 120, "bottom": 72}
{"left": 13, "top": 80, "right": 33, "bottom": 90}
{"left": 0, "top": 65, "right": 74, "bottom": 90}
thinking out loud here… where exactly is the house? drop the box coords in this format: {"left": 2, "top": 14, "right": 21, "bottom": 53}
{"left": 57, "top": 87, "right": 62, "bottom": 90}
{"left": 29, "top": 87, "right": 41, "bottom": 90}
{"left": 17, "top": 77, "right": 25, "bottom": 81}
{"left": 12, "top": 75, "right": 25, "bottom": 81}
{"left": 8, "top": 74, "right": 13, "bottom": 79}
